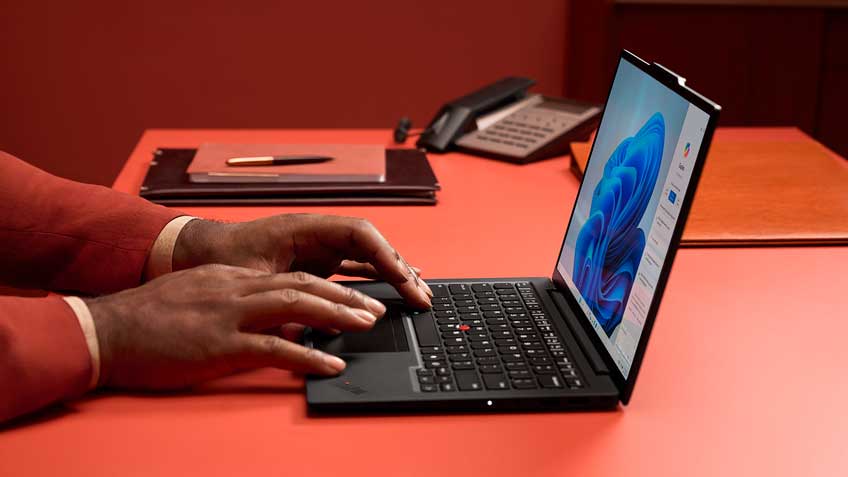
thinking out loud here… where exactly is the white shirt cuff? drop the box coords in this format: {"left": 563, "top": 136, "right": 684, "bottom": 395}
{"left": 145, "top": 216, "right": 198, "bottom": 280}
{"left": 62, "top": 296, "right": 100, "bottom": 390}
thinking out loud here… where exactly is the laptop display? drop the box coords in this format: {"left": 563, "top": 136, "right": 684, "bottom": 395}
{"left": 556, "top": 57, "right": 712, "bottom": 378}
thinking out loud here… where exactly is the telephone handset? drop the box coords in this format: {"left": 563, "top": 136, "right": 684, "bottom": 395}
{"left": 412, "top": 77, "right": 602, "bottom": 164}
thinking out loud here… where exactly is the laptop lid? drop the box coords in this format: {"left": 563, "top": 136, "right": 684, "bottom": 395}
{"left": 552, "top": 50, "right": 720, "bottom": 404}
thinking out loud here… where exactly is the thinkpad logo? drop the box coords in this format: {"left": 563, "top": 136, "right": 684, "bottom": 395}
{"left": 333, "top": 380, "right": 367, "bottom": 395}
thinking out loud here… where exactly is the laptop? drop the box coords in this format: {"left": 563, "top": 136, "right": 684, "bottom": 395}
{"left": 306, "top": 50, "right": 721, "bottom": 412}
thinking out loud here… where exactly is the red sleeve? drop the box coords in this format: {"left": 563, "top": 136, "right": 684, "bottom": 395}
{"left": 0, "top": 151, "right": 182, "bottom": 294}
{"left": 0, "top": 296, "right": 91, "bottom": 422}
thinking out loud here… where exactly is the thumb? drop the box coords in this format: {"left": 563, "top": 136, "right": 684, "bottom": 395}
{"left": 238, "top": 333, "right": 346, "bottom": 376}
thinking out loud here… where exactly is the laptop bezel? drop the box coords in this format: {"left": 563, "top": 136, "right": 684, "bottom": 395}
{"left": 550, "top": 49, "right": 721, "bottom": 405}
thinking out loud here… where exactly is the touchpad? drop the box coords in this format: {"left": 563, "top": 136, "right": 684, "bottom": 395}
{"left": 312, "top": 306, "right": 409, "bottom": 354}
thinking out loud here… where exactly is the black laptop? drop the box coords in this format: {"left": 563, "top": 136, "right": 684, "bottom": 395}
{"left": 306, "top": 50, "right": 721, "bottom": 412}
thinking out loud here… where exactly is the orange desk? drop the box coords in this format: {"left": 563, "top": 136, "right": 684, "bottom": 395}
{"left": 2, "top": 129, "right": 846, "bottom": 477}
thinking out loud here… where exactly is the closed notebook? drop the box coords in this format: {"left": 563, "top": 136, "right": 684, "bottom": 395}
{"left": 187, "top": 143, "right": 386, "bottom": 183}
{"left": 140, "top": 148, "right": 439, "bottom": 206}
{"left": 569, "top": 135, "right": 848, "bottom": 246}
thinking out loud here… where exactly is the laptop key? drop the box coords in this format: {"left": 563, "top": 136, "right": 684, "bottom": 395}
{"left": 452, "top": 361, "right": 474, "bottom": 370}
{"left": 448, "top": 353, "right": 472, "bottom": 361}
{"left": 476, "top": 356, "right": 499, "bottom": 365}
{"left": 533, "top": 365, "right": 556, "bottom": 374}
{"left": 529, "top": 356, "right": 552, "bottom": 365}
{"left": 417, "top": 368, "right": 434, "bottom": 377}
{"left": 449, "top": 284, "right": 470, "bottom": 295}
{"left": 473, "top": 347, "right": 497, "bottom": 357}
{"left": 511, "top": 379, "right": 537, "bottom": 389}
{"left": 493, "top": 283, "right": 513, "bottom": 289}
{"left": 505, "top": 362, "right": 528, "bottom": 370}
{"left": 419, "top": 346, "right": 442, "bottom": 354}
{"left": 471, "top": 283, "right": 492, "bottom": 292}
{"left": 501, "top": 353, "right": 524, "bottom": 362}
{"left": 437, "top": 375, "right": 453, "bottom": 384}
{"left": 446, "top": 345, "right": 469, "bottom": 353}
{"left": 565, "top": 378, "right": 584, "bottom": 388}
{"left": 538, "top": 375, "right": 563, "bottom": 389}
{"left": 412, "top": 312, "right": 440, "bottom": 347}
{"left": 508, "top": 369, "right": 531, "bottom": 378}
{"left": 441, "top": 383, "right": 456, "bottom": 392}
{"left": 435, "top": 367, "right": 451, "bottom": 376}
{"left": 455, "top": 370, "right": 483, "bottom": 391}
{"left": 483, "top": 374, "right": 510, "bottom": 390}
{"left": 479, "top": 364, "right": 503, "bottom": 374}
{"left": 418, "top": 375, "right": 435, "bottom": 384}
{"left": 430, "top": 284, "right": 449, "bottom": 297}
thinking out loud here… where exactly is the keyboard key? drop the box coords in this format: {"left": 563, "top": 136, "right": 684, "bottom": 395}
{"left": 412, "top": 312, "right": 439, "bottom": 347}
{"left": 418, "top": 375, "right": 435, "bottom": 384}
{"left": 470, "top": 340, "right": 494, "bottom": 349}
{"left": 483, "top": 311, "right": 504, "bottom": 318}
{"left": 511, "top": 378, "right": 537, "bottom": 389}
{"left": 449, "top": 284, "right": 471, "bottom": 295}
{"left": 529, "top": 356, "right": 552, "bottom": 365}
{"left": 419, "top": 346, "right": 442, "bottom": 354}
{"left": 417, "top": 368, "right": 434, "bottom": 377}
{"left": 477, "top": 297, "right": 497, "bottom": 305}
{"left": 437, "top": 375, "right": 453, "bottom": 384}
{"left": 468, "top": 333, "right": 490, "bottom": 341}
{"left": 480, "top": 304, "right": 500, "bottom": 311}
{"left": 434, "top": 310, "right": 457, "bottom": 318}
{"left": 533, "top": 365, "right": 556, "bottom": 374}
{"left": 442, "top": 330, "right": 462, "bottom": 339}
{"left": 493, "top": 283, "right": 513, "bottom": 289}
{"left": 560, "top": 369, "right": 579, "bottom": 379}
{"left": 444, "top": 337, "right": 465, "bottom": 345}
{"left": 441, "top": 383, "right": 456, "bottom": 392}
{"left": 498, "top": 345, "right": 520, "bottom": 354}
{"left": 494, "top": 338, "right": 517, "bottom": 346}
{"left": 505, "top": 362, "right": 528, "bottom": 370}
{"left": 491, "top": 331, "right": 513, "bottom": 339}
{"left": 474, "top": 291, "right": 495, "bottom": 298}
{"left": 451, "top": 361, "right": 474, "bottom": 370}
{"left": 479, "top": 364, "right": 503, "bottom": 374}
{"left": 435, "top": 367, "right": 451, "bottom": 376}
{"left": 476, "top": 356, "right": 499, "bottom": 365}
{"left": 422, "top": 353, "right": 445, "bottom": 361}
{"left": 456, "top": 306, "right": 478, "bottom": 314}
{"left": 455, "top": 370, "right": 483, "bottom": 391}
{"left": 436, "top": 317, "right": 459, "bottom": 325}
{"left": 432, "top": 304, "right": 453, "bottom": 311}
{"left": 430, "top": 284, "right": 448, "bottom": 297}
{"left": 565, "top": 378, "right": 584, "bottom": 388}
{"left": 446, "top": 345, "right": 469, "bottom": 353}
{"left": 448, "top": 353, "right": 472, "bottom": 361}
{"left": 501, "top": 353, "right": 524, "bottom": 362}
{"left": 486, "top": 317, "right": 507, "bottom": 325}
{"left": 538, "top": 375, "right": 563, "bottom": 388}
{"left": 471, "top": 284, "right": 492, "bottom": 292}
{"left": 483, "top": 374, "right": 510, "bottom": 390}
{"left": 431, "top": 297, "right": 451, "bottom": 304}
{"left": 424, "top": 361, "right": 445, "bottom": 368}
{"left": 452, "top": 293, "right": 473, "bottom": 300}
{"left": 454, "top": 299, "right": 475, "bottom": 307}
{"left": 508, "top": 369, "right": 531, "bottom": 378}
{"left": 421, "top": 384, "right": 439, "bottom": 392}
{"left": 496, "top": 288, "right": 517, "bottom": 295}
{"left": 473, "top": 347, "right": 497, "bottom": 357}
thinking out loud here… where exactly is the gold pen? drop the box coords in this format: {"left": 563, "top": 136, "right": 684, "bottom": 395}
{"left": 226, "top": 155, "right": 334, "bottom": 167}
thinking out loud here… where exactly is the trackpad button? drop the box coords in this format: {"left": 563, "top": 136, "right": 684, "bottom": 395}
{"left": 312, "top": 307, "right": 409, "bottom": 353}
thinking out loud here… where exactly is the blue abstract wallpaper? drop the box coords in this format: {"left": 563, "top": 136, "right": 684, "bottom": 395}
{"left": 559, "top": 58, "right": 689, "bottom": 341}
{"left": 572, "top": 113, "right": 665, "bottom": 336}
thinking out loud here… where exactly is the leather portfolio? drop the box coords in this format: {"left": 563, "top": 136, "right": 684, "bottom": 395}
{"left": 140, "top": 148, "right": 440, "bottom": 205}
{"left": 569, "top": 136, "right": 848, "bottom": 246}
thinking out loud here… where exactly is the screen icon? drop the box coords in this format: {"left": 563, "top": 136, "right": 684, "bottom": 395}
{"left": 668, "top": 189, "right": 677, "bottom": 204}
{"left": 683, "top": 142, "right": 691, "bottom": 158}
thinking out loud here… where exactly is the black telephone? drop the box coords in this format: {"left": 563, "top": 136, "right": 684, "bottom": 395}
{"left": 403, "top": 77, "right": 602, "bottom": 164}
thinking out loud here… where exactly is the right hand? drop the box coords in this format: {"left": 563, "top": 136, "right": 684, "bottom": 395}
{"left": 84, "top": 264, "right": 386, "bottom": 390}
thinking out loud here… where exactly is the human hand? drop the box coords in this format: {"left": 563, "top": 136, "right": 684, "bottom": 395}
{"left": 85, "top": 265, "right": 385, "bottom": 390}
{"left": 171, "top": 214, "right": 432, "bottom": 308}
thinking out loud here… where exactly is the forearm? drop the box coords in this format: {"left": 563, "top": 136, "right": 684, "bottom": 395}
{"left": 0, "top": 151, "right": 182, "bottom": 294}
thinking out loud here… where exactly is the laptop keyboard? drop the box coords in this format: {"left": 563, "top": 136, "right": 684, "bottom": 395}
{"left": 411, "top": 282, "right": 584, "bottom": 392}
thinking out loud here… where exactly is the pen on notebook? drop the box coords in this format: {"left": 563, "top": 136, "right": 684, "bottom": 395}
{"left": 226, "top": 155, "right": 334, "bottom": 167}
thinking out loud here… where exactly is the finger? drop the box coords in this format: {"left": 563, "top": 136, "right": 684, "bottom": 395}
{"left": 309, "top": 217, "right": 431, "bottom": 307}
{"left": 238, "top": 333, "right": 345, "bottom": 376}
{"left": 237, "top": 271, "right": 386, "bottom": 316}
{"left": 336, "top": 260, "right": 380, "bottom": 278}
{"left": 238, "top": 288, "right": 379, "bottom": 332}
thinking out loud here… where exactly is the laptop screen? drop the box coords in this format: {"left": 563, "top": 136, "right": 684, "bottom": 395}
{"left": 555, "top": 57, "right": 711, "bottom": 378}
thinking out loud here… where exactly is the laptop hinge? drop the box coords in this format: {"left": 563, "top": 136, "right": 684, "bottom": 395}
{"left": 548, "top": 289, "right": 610, "bottom": 375}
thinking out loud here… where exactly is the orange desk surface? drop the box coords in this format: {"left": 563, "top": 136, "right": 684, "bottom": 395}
{"left": 2, "top": 128, "right": 846, "bottom": 477}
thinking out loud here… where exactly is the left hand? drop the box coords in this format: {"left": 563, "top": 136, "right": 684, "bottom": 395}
{"left": 170, "top": 214, "right": 433, "bottom": 309}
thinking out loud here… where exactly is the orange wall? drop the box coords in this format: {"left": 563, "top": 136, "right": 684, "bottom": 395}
{"left": 0, "top": 1, "right": 570, "bottom": 185}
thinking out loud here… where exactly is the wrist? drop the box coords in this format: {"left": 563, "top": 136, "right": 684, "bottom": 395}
{"left": 172, "top": 218, "right": 229, "bottom": 271}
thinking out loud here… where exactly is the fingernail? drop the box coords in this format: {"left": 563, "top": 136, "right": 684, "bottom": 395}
{"left": 323, "top": 353, "right": 346, "bottom": 373}
{"left": 365, "top": 297, "right": 386, "bottom": 315}
{"left": 352, "top": 308, "right": 377, "bottom": 324}
{"left": 328, "top": 328, "right": 342, "bottom": 335}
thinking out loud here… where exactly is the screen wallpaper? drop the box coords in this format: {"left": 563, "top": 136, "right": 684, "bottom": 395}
{"left": 557, "top": 58, "right": 709, "bottom": 377}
